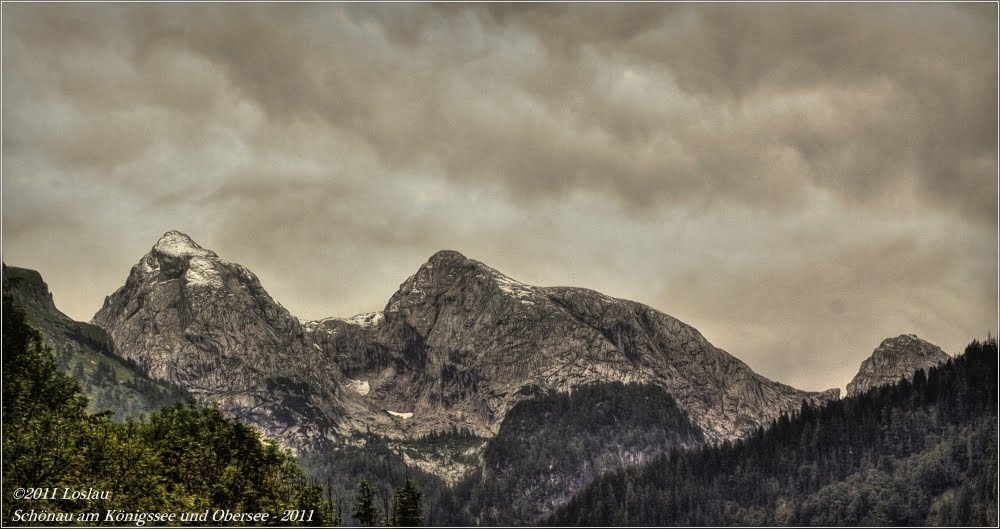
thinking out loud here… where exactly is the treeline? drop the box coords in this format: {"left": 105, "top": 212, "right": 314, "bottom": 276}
{"left": 550, "top": 337, "right": 999, "bottom": 526}
{"left": 351, "top": 478, "right": 424, "bottom": 526}
{"left": 2, "top": 301, "right": 339, "bottom": 525}
{"left": 410, "top": 427, "right": 477, "bottom": 443}
{"left": 70, "top": 356, "right": 188, "bottom": 419}
{"left": 299, "top": 432, "right": 464, "bottom": 527}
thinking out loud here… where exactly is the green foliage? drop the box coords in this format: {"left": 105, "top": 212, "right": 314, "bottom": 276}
{"left": 2, "top": 301, "right": 90, "bottom": 507}
{"left": 352, "top": 479, "right": 383, "bottom": 526}
{"left": 549, "top": 337, "right": 1000, "bottom": 526}
{"left": 389, "top": 479, "right": 423, "bottom": 527}
{"left": 2, "top": 301, "right": 340, "bottom": 526}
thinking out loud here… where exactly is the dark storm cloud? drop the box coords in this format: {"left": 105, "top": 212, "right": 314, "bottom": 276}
{"left": 2, "top": 3, "right": 995, "bottom": 392}
{"left": 9, "top": 3, "right": 989, "bottom": 219}
{"left": 170, "top": 3, "right": 998, "bottom": 220}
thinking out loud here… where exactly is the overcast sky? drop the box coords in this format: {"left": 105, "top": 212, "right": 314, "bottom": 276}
{"left": 2, "top": 3, "right": 996, "bottom": 392}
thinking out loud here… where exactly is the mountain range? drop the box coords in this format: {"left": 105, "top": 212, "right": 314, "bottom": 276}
{"left": 7, "top": 231, "right": 955, "bottom": 449}
{"left": 87, "top": 231, "right": 847, "bottom": 447}
{"left": 2, "top": 229, "right": 965, "bottom": 524}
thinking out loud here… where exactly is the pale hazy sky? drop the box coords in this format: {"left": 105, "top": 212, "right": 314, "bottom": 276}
{"left": 2, "top": 3, "right": 996, "bottom": 393}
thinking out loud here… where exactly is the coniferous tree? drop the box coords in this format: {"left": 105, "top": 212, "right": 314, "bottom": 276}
{"left": 390, "top": 479, "right": 424, "bottom": 526}
{"left": 353, "top": 479, "right": 383, "bottom": 526}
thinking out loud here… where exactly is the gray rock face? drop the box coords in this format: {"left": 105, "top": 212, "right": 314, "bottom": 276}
{"left": 846, "top": 334, "right": 950, "bottom": 397}
{"left": 92, "top": 231, "right": 343, "bottom": 449}
{"left": 94, "top": 232, "right": 839, "bottom": 449}
{"left": 3, "top": 264, "right": 65, "bottom": 317}
{"left": 309, "top": 249, "right": 839, "bottom": 442}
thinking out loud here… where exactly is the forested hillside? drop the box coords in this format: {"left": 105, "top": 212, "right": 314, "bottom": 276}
{"left": 2, "top": 301, "right": 338, "bottom": 525}
{"left": 435, "top": 383, "right": 704, "bottom": 525}
{"left": 299, "top": 432, "right": 464, "bottom": 526}
{"left": 550, "top": 337, "right": 999, "bottom": 526}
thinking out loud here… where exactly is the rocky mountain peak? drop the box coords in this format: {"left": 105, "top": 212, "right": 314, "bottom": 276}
{"left": 426, "top": 249, "right": 471, "bottom": 267}
{"left": 846, "top": 334, "right": 950, "bottom": 397}
{"left": 141, "top": 231, "right": 223, "bottom": 286}
{"left": 385, "top": 250, "right": 540, "bottom": 314}
{"left": 152, "top": 230, "right": 217, "bottom": 259}
{"left": 93, "top": 232, "right": 342, "bottom": 450}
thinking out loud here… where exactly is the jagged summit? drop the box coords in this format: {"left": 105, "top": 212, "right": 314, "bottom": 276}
{"left": 94, "top": 231, "right": 343, "bottom": 450}
{"left": 426, "top": 249, "right": 470, "bottom": 265}
{"left": 417, "top": 249, "right": 532, "bottom": 289}
{"left": 132, "top": 231, "right": 227, "bottom": 289}
{"left": 846, "top": 334, "right": 950, "bottom": 397}
{"left": 152, "top": 230, "right": 217, "bottom": 259}
{"left": 385, "top": 249, "right": 545, "bottom": 315}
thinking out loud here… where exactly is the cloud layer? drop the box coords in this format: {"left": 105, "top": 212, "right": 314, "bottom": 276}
{"left": 3, "top": 4, "right": 996, "bottom": 391}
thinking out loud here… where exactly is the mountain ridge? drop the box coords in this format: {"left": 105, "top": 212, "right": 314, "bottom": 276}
{"left": 91, "top": 230, "right": 841, "bottom": 450}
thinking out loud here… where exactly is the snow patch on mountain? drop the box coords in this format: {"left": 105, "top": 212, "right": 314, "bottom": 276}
{"left": 153, "top": 230, "right": 217, "bottom": 259}
{"left": 344, "top": 311, "right": 384, "bottom": 328}
{"left": 492, "top": 271, "right": 537, "bottom": 299}
{"left": 184, "top": 258, "right": 224, "bottom": 288}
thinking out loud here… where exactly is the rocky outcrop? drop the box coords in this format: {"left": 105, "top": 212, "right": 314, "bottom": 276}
{"left": 4, "top": 262, "right": 116, "bottom": 363}
{"left": 846, "top": 334, "right": 950, "bottom": 397}
{"left": 92, "top": 231, "right": 343, "bottom": 449}
{"left": 3, "top": 264, "right": 64, "bottom": 316}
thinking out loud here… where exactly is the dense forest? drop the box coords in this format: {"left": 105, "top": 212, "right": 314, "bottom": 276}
{"left": 438, "top": 383, "right": 704, "bottom": 525}
{"left": 299, "top": 431, "right": 472, "bottom": 526}
{"left": 550, "top": 337, "right": 999, "bottom": 526}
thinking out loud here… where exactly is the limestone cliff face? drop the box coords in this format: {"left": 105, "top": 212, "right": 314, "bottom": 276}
{"left": 94, "top": 232, "right": 839, "bottom": 449}
{"left": 309, "top": 250, "right": 839, "bottom": 442}
{"left": 92, "top": 231, "right": 342, "bottom": 449}
{"left": 846, "top": 334, "right": 950, "bottom": 398}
